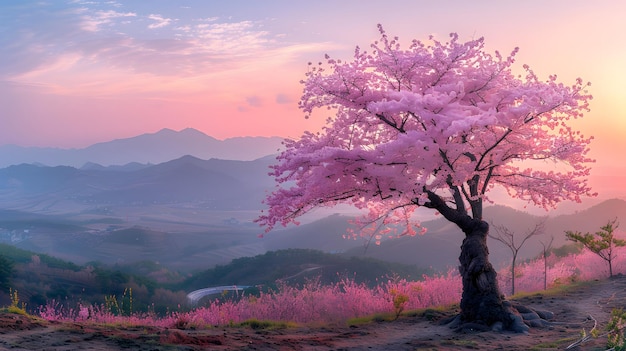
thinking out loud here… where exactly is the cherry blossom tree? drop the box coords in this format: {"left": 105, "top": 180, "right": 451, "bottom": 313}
{"left": 257, "top": 25, "right": 595, "bottom": 332}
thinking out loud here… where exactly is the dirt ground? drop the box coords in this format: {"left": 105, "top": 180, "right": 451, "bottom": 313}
{"left": 2, "top": 276, "right": 626, "bottom": 350}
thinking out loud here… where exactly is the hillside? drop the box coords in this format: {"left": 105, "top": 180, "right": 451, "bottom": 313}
{"left": 0, "top": 243, "right": 183, "bottom": 314}
{"left": 178, "top": 248, "right": 430, "bottom": 292}
{"left": 342, "top": 199, "right": 626, "bottom": 271}
{"left": 1, "top": 276, "right": 624, "bottom": 350}
{"left": 0, "top": 221, "right": 265, "bottom": 272}
{"left": 0, "top": 244, "right": 428, "bottom": 316}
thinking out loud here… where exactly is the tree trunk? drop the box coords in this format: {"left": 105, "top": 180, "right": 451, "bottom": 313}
{"left": 543, "top": 253, "right": 548, "bottom": 290}
{"left": 511, "top": 254, "right": 517, "bottom": 296}
{"left": 424, "top": 192, "right": 546, "bottom": 332}
{"left": 456, "top": 219, "right": 515, "bottom": 328}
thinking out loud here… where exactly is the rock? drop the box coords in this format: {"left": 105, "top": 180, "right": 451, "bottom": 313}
{"left": 535, "top": 309, "right": 554, "bottom": 320}
{"left": 521, "top": 312, "right": 540, "bottom": 321}
{"left": 491, "top": 321, "right": 503, "bottom": 332}
{"left": 510, "top": 314, "right": 530, "bottom": 334}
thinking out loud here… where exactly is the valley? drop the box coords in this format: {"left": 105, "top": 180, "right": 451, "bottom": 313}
{"left": 1, "top": 197, "right": 625, "bottom": 275}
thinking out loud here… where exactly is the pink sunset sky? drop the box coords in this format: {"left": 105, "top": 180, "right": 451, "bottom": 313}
{"left": 1, "top": 0, "right": 625, "bottom": 202}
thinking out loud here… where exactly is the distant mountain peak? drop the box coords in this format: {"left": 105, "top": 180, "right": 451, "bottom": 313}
{"left": 154, "top": 128, "right": 177, "bottom": 134}
{"left": 155, "top": 127, "right": 208, "bottom": 136}
{"left": 179, "top": 127, "right": 206, "bottom": 134}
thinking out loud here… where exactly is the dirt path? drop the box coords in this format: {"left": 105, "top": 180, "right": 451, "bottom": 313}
{"left": 2, "top": 277, "right": 626, "bottom": 350}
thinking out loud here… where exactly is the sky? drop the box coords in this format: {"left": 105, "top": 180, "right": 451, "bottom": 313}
{"left": 1, "top": 0, "right": 626, "bottom": 203}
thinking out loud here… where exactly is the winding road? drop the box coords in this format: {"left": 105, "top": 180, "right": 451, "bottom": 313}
{"left": 186, "top": 285, "right": 251, "bottom": 305}
{"left": 186, "top": 265, "right": 324, "bottom": 305}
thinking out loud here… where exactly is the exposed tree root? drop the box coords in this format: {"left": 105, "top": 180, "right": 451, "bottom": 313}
{"left": 442, "top": 302, "right": 556, "bottom": 334}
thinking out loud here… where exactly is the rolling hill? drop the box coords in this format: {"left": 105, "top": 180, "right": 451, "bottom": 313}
{"left": 341, "top": 200, "right": 626, "bottom": 271}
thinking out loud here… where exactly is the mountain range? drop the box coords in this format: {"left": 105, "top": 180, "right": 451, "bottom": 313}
{"left": 0, "top": 128, "right": 284, "bottom": 168}
{"left": 0, "top": 154, "right": 276, "bottom": 212}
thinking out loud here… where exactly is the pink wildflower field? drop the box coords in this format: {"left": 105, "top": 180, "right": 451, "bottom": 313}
{"left": 36, "top": 247, "right": 625, "bottom": 328}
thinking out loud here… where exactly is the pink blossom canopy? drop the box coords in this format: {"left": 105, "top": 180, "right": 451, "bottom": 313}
{"left": 258, "top": 26, "right": 594, "bottom": 238}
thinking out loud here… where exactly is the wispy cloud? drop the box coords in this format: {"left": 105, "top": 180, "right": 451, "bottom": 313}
{"left": 1, "top": 0, "right": 337, "bottom": 97}
{"left": 147, "top": 14, "right": 172, "bottom": 29}
{"left": 80, "top": 9, "right": 136, "bottom": 32}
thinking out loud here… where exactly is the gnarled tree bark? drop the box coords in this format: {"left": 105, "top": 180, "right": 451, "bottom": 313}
{"left": 423, "top": 191, "right": 550, "bottom": 333}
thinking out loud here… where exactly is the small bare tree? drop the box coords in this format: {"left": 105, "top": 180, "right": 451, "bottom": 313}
{"left": 489, "top": 219, "right": 546, "bottom": 295}
{"left": 539, "top": 235, "right": 554, "bottom": 290}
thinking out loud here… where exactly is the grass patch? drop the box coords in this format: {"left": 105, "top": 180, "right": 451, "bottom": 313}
{"left": 528, "top": 336, "right": 579, "bottom": 350}
{"left": 0, "top": 305, "right": 29, "bottom": 316}
{"left": 440, "top": 339, "right": 479, "bottom": 349}
{"left": 510, "top": 279, "right": 597, "bottom": 300}
{"left": 347, "top": 304, "right": 458, "bottom": 327}
{"left": 346, "top": 312, "right": 397, "bottom": 326}
{"left": 419, "top": 307, "right": 455, "bottom": 321}
{"left": 0, "top": 288, "right": 29, "bottom": 316}
{"left": 237, "top": 319, "right": 298, "bottom": 330}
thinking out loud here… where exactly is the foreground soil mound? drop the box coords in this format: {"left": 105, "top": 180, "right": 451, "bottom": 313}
{"left": 2, "top": 276, "right": 626, "bottom": 350}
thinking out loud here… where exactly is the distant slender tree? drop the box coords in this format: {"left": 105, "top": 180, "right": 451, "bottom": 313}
{"left": 566, "top": 219, "right": 626, "bottom": 278}
{"left": 539, "top": 235, "right": 554, "bottom": 290}
{"left": 489, "top": 219, "right": 545, "bottom": 295}
{"left": 258, "top": 25, "right": 595, "bottom": 332}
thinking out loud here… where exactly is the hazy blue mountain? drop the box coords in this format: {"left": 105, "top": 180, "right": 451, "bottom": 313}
{"left": 80, "top": 161, "right": 149, "bottom": 172}
{"left": 0, "top": 128, "right": 283, "bottom": 168}
{"left": 0, "top": 154, "right": 275, "bottom": 211}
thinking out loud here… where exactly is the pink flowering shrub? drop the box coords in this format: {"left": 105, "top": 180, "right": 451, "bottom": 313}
{"left": 36, "top": 275, "right": 460, "bottom": 327}
{"left": 498, "top": 245, "right": 626, "bottom": 296}
{"left": 36, "top": 246, "right": 626, "bottom": 327}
